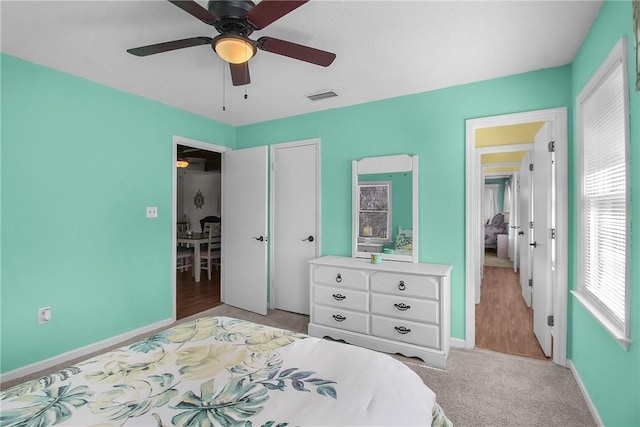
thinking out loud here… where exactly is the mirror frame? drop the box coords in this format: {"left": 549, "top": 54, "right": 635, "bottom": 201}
{"left": 352, "top": 154, "right": 419, "bottom": 263}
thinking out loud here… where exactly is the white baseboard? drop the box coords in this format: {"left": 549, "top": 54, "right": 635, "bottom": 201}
{"left": 567, "top": 359, "right": 604, "bottom": 427}
{"left": 450, "top": 337, "right": 466, "bottom": 348}
{"left": 1, "top": 318, "right": 173, "bottom": 384}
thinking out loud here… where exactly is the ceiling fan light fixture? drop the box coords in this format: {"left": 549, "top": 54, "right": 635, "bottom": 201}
{"left": 177, "top": 150, "right": 189, "bottom": 168}
{"left": 214, "top": 35, "right": 256, "bottom": 64}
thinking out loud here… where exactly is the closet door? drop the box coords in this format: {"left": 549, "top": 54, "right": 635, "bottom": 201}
{"left": 221, "top": 146, "right": 268, "bottom": 315}
{"left": 271, "top": 140, "right": 319, "bottom": 315}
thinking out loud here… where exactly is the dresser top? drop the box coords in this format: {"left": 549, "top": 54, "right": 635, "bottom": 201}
{"left": 309, "top": 256, "right": 452, "bottom": 276}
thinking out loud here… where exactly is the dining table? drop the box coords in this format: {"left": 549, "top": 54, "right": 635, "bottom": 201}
{"left": 177, "top": 231, "right": 221, "bottom": 283}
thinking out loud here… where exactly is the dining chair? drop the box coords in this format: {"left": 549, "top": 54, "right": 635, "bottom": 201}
{"left": 200, "top": 222, "right": 221, "bottom": 280}
{"left": 203, "top": 221, "right": 221, "bottom": 235}
{"left": 176, "top": 246, "right": 193, "bottom": 273}
{"left": 199, "top": 215, "right": 221, "bottom": 233}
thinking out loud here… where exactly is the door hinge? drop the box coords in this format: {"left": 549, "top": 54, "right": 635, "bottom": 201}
{"left": 529, "top": 163, "right": 534, "bottom": 171}
{"left": 547, "top": 315, "right": 554, "bottom": 327}
{"left": 548, "top": 141, "right": 556, "bottom": 152}
{"left": 528, "top": 278, "right": 533, "bottom": 287}
{"left": 549, "top": 228, "right": 556, "bottom": 239}
{"left": 529, "top": 221, "right": 534, "bottom": 229}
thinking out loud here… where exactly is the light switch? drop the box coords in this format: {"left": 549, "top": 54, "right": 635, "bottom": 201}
{"left": 146, "top": 207, "right": 158, "bottom": 218}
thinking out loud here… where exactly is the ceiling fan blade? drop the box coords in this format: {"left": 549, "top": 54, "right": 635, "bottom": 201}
{"left": 257, "top": 37, "right": 336, "bottom": 67}
{"left": 127, "top": 37, "right": 213, "bottom": 57}
{"left": 247, "top": 0, "right": 308, "bottom": 30}
{"left": 168, "top": 0, "right": 217, "bottom": 25}
{"left": 229, "top": 62, "right": 251, "bottom": 86}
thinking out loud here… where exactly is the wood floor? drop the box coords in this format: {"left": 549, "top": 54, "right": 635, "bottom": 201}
{"left": 176, "top": 268, "right": 222, "bottom": 320}
{"left": 476, "top": 264, "right": 549, "bottom": 360}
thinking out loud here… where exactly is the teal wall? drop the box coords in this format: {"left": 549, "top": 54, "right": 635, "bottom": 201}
{"left": 236, "top": 65, "right": 573, "bottom": 340}
{"left": 0, "top": 54, "right": 235, "bottom": 372}
{"left": 568, "top": 2, "right": 639, "bottom": 426}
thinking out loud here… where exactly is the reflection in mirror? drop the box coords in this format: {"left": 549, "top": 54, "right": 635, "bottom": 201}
{"left": 352, "top": 155, "right": 418, "bottom": 263}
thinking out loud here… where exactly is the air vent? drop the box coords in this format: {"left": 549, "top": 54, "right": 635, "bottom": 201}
{"left": 306, "top": 91, "right": 338, "bottom": 101}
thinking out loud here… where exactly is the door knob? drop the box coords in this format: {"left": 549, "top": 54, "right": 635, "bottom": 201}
{"left": 253, "top": 236, "right": 265, "bottom": 242}
{"left": 518, "top": 231, "right": 524, "bottom": 236}
{"left": 530, "top": 241, "right": 537, "bottom": 248}
{"left": 302, "top": 235, "right": 314, "bottom": 242}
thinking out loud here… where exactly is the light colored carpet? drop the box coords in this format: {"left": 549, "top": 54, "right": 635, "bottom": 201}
{"left": 3, "top": 305, "right": 596, "bottom": 427}
{"left": 484, "top": 251, "right": 514, "bottom": 268}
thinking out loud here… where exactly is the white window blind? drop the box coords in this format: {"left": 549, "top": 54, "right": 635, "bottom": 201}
{"left": 576, "top": 38, "right": 629, "bottom": 343}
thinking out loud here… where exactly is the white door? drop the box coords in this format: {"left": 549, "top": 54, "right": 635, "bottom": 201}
{"left": 518, "top": 151, "right": 533, "bottom": 307}
{"left": 510, "top": 172, "right": 519, "bottom": 273}
{"left": 221, "top": 146, "right": 268, "bottom": 315}
{"left": 532, "top": 122, "right": 554, "bottom": 357}
{"left": 272, "top": 141, "right": 319, "bottom": 315}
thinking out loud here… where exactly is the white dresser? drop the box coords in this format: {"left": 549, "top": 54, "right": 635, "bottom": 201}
{"left": 308, "top": 255, "right": 452, "bottom": 369}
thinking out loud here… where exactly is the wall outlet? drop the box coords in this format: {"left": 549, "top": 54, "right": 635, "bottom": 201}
{"left": 146, "top": 206, "right": 158, "bottom": 218}
{"left": 38, "top": 307, "right": 51, "bottom": 324}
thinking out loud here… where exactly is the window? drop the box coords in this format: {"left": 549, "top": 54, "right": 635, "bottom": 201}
{"left": 358, "top": 182, "right": 391, "bottom": 242}
{"left": 574, "top": 38, "right": 630, "bottom": 347}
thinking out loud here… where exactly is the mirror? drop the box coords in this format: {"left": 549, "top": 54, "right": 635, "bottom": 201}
{"left": 352, "top": 154, "right": 418, "bottom": 263}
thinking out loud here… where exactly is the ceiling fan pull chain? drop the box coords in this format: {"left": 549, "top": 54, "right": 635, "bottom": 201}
{"left": 244, "top": 69, "right": 248, "bottom": 100}
{"left": 222, "top": 64, "right": 226, "bottom": 111}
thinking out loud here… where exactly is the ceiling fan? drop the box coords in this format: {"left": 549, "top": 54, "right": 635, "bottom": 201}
{"left": 127, "top": 0, "right": 336, "bottom": 86}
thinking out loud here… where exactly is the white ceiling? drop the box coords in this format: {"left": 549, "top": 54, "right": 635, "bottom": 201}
{"left": 1, "top": 0, "right": 602, "bottom": 127}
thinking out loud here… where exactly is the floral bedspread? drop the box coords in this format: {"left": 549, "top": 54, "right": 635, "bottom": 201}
{"left": 1, "top": 316, "right": 451, "bottom": 426}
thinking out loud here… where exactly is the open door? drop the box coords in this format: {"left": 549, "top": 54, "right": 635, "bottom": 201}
{"left": 221, "top": 146, "right": 268, "bottom": 315}
{"left": 532, "top": 122, "right": 554, "bottom": 357}
{"left": 510, "top": 172, "right": 519, "bottom": 273}
{"left": 519, "top": 151, "right": 533, "bottom": 307}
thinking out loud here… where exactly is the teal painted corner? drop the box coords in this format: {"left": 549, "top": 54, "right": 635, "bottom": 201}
{"left": 568, "top": 2, "right": 640, "bottom": 426}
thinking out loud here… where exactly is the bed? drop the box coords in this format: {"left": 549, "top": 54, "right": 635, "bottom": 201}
{"left": 1, "top": 316, "right": 451, "bottom": 427}
{"left": 484, "top": 213, "right": 507, "bottom": 249}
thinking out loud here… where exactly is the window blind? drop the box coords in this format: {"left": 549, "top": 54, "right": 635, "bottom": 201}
{"left": 580, "top": 55, "right": 627, "bottom": 328}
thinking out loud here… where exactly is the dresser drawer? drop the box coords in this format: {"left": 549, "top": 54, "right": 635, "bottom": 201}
{"left": 370, "top": 272, "right": 440, "bottom": 300}
{"left": 312, "top": 266, "right": 368, "bottom": 291}
{"left": 371, "top": 315, "right": 440, "bottom": 349}
{"left": 314, "top": 285, "right": 368, "bottom": 312}
{"left": 313, "top": 306, "right": 369, "bottom": 334}
{"left": 370, "top": 293, "right": 439, "bottom": 324}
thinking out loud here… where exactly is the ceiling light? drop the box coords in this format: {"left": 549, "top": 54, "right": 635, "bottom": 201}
{"left": 177, "top": 150, "right": 189, "bottom": 168}
{"left": 213, "top": 35, "right": 256, "bottom": 64}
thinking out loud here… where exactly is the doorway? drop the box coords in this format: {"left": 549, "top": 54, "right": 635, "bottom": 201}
{"left": 465, "top": 108, "right": 568, "bottom": 366}
{"left": 479, "top": 154, "right": 546, "bottom": 359}
{"left": 172, "top": 136, "right": 229, "bottom": 320}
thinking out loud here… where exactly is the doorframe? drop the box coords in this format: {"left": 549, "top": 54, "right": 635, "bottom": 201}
{"left": 172, "top": 135, "right": 229, "bottom": 321}
{"left": 465, "top": 108, "right": 568, "bottom": 366}
{"left": 269, "top": 138, "right": 321, "bottom": 309}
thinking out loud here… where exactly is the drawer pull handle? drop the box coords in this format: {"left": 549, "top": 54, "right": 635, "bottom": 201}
{"left": 395, "top": 326, "right": 411, "bottom": 335}
{"left": 332, "top": 293, "right": 346, "bottom": 301}
{"left": 394, "top": 303, "right": 411, "bottom": 311}
{"left": 332, "top": 314, "right": 346, "bottom": 322}
{"left": 336, "top": 273, "right": 342, "bottom": 283}
{"left": 398, "top": 280, "right": 406, "bottom": 291}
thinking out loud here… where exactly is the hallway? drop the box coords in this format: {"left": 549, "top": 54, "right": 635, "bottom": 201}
{"left": 475, "top": 265, "right": 548, "bottom": 360}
